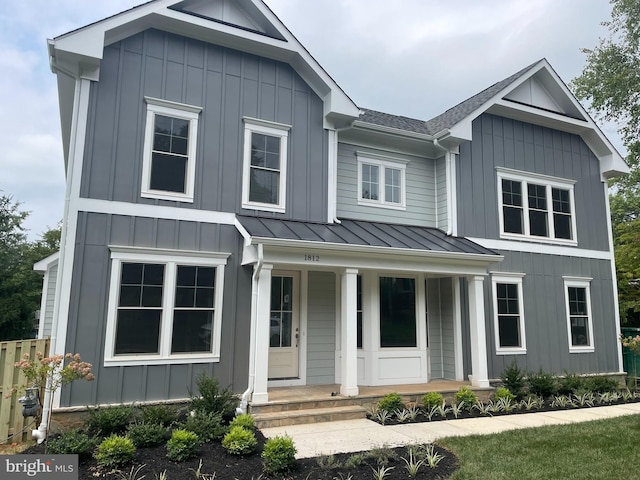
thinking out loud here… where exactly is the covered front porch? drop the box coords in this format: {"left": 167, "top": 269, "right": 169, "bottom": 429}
{"left": 237, "top": 216, "right": 503, "bottom": 407}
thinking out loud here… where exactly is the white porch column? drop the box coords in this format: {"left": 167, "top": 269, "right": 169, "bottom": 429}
{"left": 340, "top": 268, "right": 359, "bottom": 396}
{"left": 467, "top": 275, "right": 490, "bottom": 388}
{"left": 252, "top": 264, "right": 273, "bottom": 404}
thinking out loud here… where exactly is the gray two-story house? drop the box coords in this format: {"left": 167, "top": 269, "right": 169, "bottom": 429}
{"left": 42, "top": 0, "right": 628, "bottom": 412}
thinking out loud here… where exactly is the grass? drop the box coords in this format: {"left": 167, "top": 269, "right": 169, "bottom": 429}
{"left": 439, "top": 414, "right": 640, "bottom": 479}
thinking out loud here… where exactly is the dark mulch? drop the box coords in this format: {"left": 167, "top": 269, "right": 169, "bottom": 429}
{"left": 24, "top": 430, "right": 458, "bottom": 480}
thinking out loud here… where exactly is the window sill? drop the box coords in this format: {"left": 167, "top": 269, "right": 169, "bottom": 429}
{"left": 499, "top": 233, "right": 577, "bottom": 247}
{"left": 496, "top": 348, "right": 527, "bottom": 355}
{"left": 104, "top": 354, "right": 219, "bottom": 367}
{"left": 357, "top": 200, "right": 406, "bottom": 211}
{"left": 142, "top": 190, "right": 194, "bottom": 203}
{"left": 569, "top": 347, "right": 594, "bottom": 354}
{"left": 242, "top": 202, "right": 286, "bottom": 214}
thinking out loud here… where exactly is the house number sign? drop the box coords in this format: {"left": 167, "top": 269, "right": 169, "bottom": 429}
{"left": 304, "top": 255, "right": 320, "bottom": 262}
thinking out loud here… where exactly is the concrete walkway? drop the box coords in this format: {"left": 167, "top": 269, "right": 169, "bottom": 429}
{"left": 261, "top": 403, "right": 640, "bottom": 458}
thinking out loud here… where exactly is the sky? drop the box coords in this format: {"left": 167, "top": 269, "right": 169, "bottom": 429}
{"left": 0, "top": 0, "right": 623, "bottom": 240}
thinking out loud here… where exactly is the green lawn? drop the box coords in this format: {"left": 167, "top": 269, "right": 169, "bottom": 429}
{"left": 439, "top": 414, "right": 640, "bottom": 480}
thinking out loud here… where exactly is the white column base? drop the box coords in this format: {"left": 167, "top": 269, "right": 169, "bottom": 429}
{"left": 251, "top": 392, "right": 269, "bottom": 405}
{"left": 340, "top": 385, "right": 359, "bottom": 397}
{"left": 468, "top": 375, "right": 491, "bottom": 388}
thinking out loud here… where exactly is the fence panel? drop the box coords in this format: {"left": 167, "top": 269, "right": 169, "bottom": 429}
{"left": 0, "top": 338, "right": 49, "bottom": 444}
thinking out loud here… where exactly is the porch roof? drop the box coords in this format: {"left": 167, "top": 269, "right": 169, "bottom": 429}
{"left": 238, "top": 216, "right": 499, "bottom": 258}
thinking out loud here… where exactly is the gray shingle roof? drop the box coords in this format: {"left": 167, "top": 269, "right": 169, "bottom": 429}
{"left": 238, "top": 216, "right": 499, "bottom": 257}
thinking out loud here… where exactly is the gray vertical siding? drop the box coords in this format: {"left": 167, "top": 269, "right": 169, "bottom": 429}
{"left": 457, "top": 114, "right": 610, "bottom": 250}
{"left": 336, "top": 144, "right": 437, "bottom": 226}
{"left": 435, "top": 157, "right": 448, "bottom": 231}
{"left": 42, "top": 263, "right": 57, "bottom": 339}
{"left": 306, "top": 271, "right": 336, "bottom": 384}
{"left": 61, "top": 212, "right": 250, "bottom": 407}
{"left": 439, "top": 278, "right": 456, "bottom": 380}
{"left": 427, "top": 279, "right": 443, "bottom": 378}
{"left": 427, "top": 278, "right": 456, "bottom": 380}
{"left": 82, "top": 29, "right": 327, "bottom": 222}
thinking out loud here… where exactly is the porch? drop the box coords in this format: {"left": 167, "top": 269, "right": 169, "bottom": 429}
{"left": 249, "top": 381, "right": 493, "bottom": 428}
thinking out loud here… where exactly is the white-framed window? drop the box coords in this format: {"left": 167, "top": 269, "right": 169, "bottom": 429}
{"left": 357, "top": 153, "right": 407, "bottom": 209}
{"left": 563, "top": 276, "right": 595, "bottom": 353}
{"left": 497, "top": 168, "right": 577, "bottom": 245}
{"left": 242, "top": 117, "right": 290, "bottom": 213}
{"left": 104, "top": 247, "right": 229, "bottom": 366}
{"left": 141, "top": 97, "right": 202, "bottom": 202}
{"left": 491, "top": 273, "right": 526, "bottom": 354}
{"left": 379, "top": 276, "right": 416, "bottom": 347}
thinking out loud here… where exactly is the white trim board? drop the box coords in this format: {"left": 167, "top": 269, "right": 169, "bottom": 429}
{"left": 467, "top": 237, "right": 612, "bottom": 260}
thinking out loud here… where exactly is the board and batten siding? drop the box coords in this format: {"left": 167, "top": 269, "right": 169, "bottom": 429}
{"left": 82, "top": 29, "right": 328, "bottom": 222}
{"left": 427, "top": 278, "right": 456, "bottom": 380}
{"left": 336, "top": 143, "right": 438, "bottom": 226}
{"left": 59, "top": 212, "right": 250, "bottom": 407}
{"left": 457, "top": 114, "right": 610, "bottom": 251}
{"left": 306, "top": 271, "right": 336, "bottom": 384}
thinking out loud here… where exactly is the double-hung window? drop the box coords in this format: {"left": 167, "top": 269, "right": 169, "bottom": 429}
{"left": 104, "top": 247, "right": 229, "bottom": 366}
{"left": 491, "top": 273, "right": 526, "bottom": 354}
{"left": 242, "top": 118, "right": 290, "bottom": 213}
{"left": 497, "top": 168, "right": 576, "bottom": 244}
{"left": 357, "top": 153, "right": 407, "bottom": 209}
{"left": 563, "top": 277, "right": 595, "bottom": 353}
{"left": 141, "top": 97, "right": 202, "bottom": 202}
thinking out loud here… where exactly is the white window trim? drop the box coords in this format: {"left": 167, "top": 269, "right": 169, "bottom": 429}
{"left": 104, "top": 246, "right": 229, "bottom": 367}
{"left": 141, "top": 97, "right": 202, "bottom": 202}
{"left": 496, "top": 167, "right": 577, "bottom": 246}
{"left": 357, "top": 153, "right": 407, "bottom": 210}
{"left": 242, "top": 117, "right": 290, "bottom": 213}
{"left": 491, "top": 272, "right": 527, "bottom": 355}
{"left": 563, "top": 276, "right": 595, "bottom": 353}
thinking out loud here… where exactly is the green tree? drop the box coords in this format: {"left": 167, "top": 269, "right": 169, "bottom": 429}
{"left": 572, "top": 0, "right": 640, "bottom": 322}
{"left": 0, "top": 193, "right": 60, "bottom": 340}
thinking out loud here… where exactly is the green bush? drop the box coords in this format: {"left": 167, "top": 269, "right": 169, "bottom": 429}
{"left": 166, "top": 429, "right": 199, "bottom": 462}
{"left": 421, "top": 392, "right": 444, "bottom": 409}
{"left": 557, "top": 371, "right": 585, "bottom": 395}
{"left": 140, "top": 404, "right": 179, "bottom": 427}
{"left": 527, "top": 369, "right": 557, "bottom": 398}
{"left": 377, "top": 393, "right": 404, "bottom": 413}
{"left": 584, "top": 376, "right": 619, "bottom": 394}
{"left": 87, "top": 405, "right": 136, "bottom": 436}
{"left": 182, "top": 410, "right": 228, "bottom": 443}
{"left": 190, "top": 373, "right": 238, "bottom": 421}
{"left": 46, "top": 429, "right": 98, "bottom": 458}
{"left": 222, "top": 426, "right": 257, "bottom": 455}
{"left": 126, "top": 422, "right": 169, "bottom": 447}
{"left": 229, "top": 413, "right": 255, "bottom": 430}
{"left": 454, "top": 386, "right": 478, "bottom": 408}
{"left": 493, "top": 387, "right": 516, "bottom": 402}
{"left": 500, "top": 360, "right": 526, "bottom": 399}
{"left": 262, "top": 435, "right": 297, "bottom": 474}
{"left": 94, "top": 434, "right": 136, "bottom": 468}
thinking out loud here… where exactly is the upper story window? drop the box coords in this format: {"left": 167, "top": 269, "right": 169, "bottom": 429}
{"left": 563, "top": 276, "right": 595, "bottom": 353}
{"left": 242, "top": 118, "right": 290, "bottom": 213}
{"left": 141, "top": 97, "right": 202, "bottom": 202}
{"left": 497, "top": 168, "right": 577, "bottom": 245}
{"left": 357, "top": 153, "right": 407, "bottom": 209}
{"left": 491, "top": 273, "right": 526, "bottom": 355}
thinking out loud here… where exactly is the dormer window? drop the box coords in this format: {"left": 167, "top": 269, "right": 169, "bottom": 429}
{"left": 357, "top": 153, "right": 407, "bottom": 209}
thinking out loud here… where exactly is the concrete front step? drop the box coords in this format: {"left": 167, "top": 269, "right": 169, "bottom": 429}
{"left": 250, "top": 396, "right": 368, "bottom": 415}
{"left": 253, "top": 405, "right": 368, "bottom": 428}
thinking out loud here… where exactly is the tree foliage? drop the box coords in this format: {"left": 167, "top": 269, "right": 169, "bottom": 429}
{"left": 572, "top": 0, "right": 640, "bottom": 323}
{"left": 0, "top": 193, "right": 60, "bottom": 340}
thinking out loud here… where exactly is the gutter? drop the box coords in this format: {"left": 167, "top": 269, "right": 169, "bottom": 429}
{"left": 237, "top": 243, "right": 264, "bottom": 414}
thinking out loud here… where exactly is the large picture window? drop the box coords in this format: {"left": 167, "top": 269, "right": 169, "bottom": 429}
{"left": 357, "top": 153, "right": 407, "bottom": 209}
{"left": 379, "top": 276, "right": 416, "bottom": 347}
{"left": 497, "top": 168, "right": 576, "bottom": 244}
{"left": 141, "top": 97, "right": 201, "bottom": 202}
{"left": 242, "top": 118, "right": 290, "bottom": 213}
{"left": 105, "top": 248, "right": 228, "bottom": 366}
{"left": 563, "top": 277, "right": 594, "bottom": 353}
{"left": 491, "top": 274, "right": 526, "bottom": 354}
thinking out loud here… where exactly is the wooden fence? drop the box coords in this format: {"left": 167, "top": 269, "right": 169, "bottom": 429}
{"left": 0, "top": 338, "right": 50, "bottom": 444}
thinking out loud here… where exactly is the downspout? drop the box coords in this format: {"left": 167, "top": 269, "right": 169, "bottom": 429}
{"left": 237, "top": 243, "right": 264, "bottom": 414}
{"left": 433, "top": 137, "right": 454, "bottom": 236}
{"left": 329, "top": 120, "right": 358, "bottom": 224}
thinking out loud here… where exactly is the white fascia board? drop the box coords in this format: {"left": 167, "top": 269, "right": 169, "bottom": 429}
{"left": 33, "top": 252, "right": 60, "bottom": 273}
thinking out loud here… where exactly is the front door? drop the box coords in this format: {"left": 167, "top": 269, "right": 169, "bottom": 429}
{"left": 268, "top": 271, "right": 300, "bottom": 379}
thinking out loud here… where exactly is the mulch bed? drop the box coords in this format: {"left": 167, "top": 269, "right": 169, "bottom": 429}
{"left": 24, "top": 430, "right": 459, "bottom": 480}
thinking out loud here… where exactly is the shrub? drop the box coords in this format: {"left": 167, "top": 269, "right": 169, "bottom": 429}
{"left": 557, "top": 371, "right": 585, "bottom": 395}
{"left": 421, "top": 392, "right": 444, "bottom": 409}
{"left": 454, "top": 386, "right": 478, "bottom": 408}
{"left": 182, "top": 410, "right": 228, "bottom": 443}
{"left": 377, "top": 393, "right": 404, "bottom": 413}
{"left": 94, "top": 434, "right": 136, "bottom": 468}
{"left": 584, "top": 376, "right": 620, "bottom": 394}
{"left": 493, "top": 387, "right": 516, "bottom": 402}
{"left": 126, "top": 422, "right": 170, "bottom": 447}
{"left": 229, "top": 413, "right": 255, "bottom": 430}
{"left": 166, "top": 429, "right": 199, "bottom": 462}
{"left": 46, "top": 429, "right": 98, "bottom": 458}
{"left": 87, "top": 405, "right": 136, "bottom": 436}
{"left": 141, "top": 404, "right": 179, "bottom": 427}
{"left": 222, "top": 426, "right": 257, "bottom": 455}
{"left": 527, "top": 369, "right": 557, "bottom": 398}
{"left": 190, "top": 373, "right": 238, "bottom": 421}
{"left": 500, "top": 360, "right": 526, "bottom": 399}
{"left": 262, "top": 435, "right": 297, "bottom": 474}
